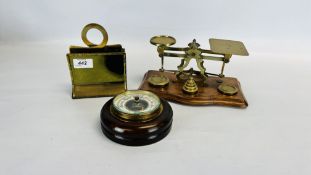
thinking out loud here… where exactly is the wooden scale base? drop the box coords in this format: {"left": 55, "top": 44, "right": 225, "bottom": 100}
{"left": 139, "top": 70, "right": 248, "bottom": 108}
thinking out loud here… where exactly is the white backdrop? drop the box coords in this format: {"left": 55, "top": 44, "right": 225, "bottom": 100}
{"left": 1, "top": 0, "right": 310, "bottom": 42}
{"left": 0, "top": 0, "right": 311, "bottom": 175}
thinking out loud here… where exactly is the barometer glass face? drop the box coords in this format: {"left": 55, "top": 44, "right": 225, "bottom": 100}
{"left": 113, "top": 90, "right": 161, "bottom": 115}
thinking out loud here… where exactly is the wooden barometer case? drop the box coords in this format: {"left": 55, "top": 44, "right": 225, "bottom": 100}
{"left": 100, "top": 90, "right": 173, "bottom": 146}
{"left": 139, "top": 36, "right": 249, "bottom": 108}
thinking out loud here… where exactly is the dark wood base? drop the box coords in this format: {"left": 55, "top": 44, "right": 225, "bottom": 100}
{"left": 138, "top": 70, "right": 248, "bottom": 108}
{"left": 100, "top": 98, "right": 173, "bottom": 146}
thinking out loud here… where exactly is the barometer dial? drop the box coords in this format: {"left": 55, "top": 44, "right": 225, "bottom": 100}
{"left": 100, "top": 90, "right": 173, "bottom": 146}
{"left": 112, "top": 90, "right": 161, "bottom": 116}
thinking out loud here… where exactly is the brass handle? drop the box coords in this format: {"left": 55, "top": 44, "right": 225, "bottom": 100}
{"left": 81, "top": 23, "right": 108, "bottom": 48}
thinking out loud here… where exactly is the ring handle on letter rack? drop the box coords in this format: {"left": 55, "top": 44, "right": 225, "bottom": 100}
{"left": 81, "top": 23, "right": 108, "bottom": 48}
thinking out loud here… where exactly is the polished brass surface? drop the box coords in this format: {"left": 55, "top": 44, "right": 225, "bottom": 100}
{"left": 67, "top": 23, "right": 126, "bottom": 98}
{"left": 146, "top": 36, "right": 249, "bottom": 106}
{"left": 150, "top": 35, "right": 176, "bottom": 71}
{"left": 67, "top": 53, "right": 124, "bottom": 85}
{"left": 81, "top": 23, "right": 108, "bottom": 48}
{"left": 150, "top": 35, "right": 176, "bottom": 46}
{"left": 217, "top": 84, "right": 238, "bottom": 96}
{"left": 182, "top": 76, "right": 198, "bottom": 95}
{"left": 150, "top": 36, "right": 249, "bottom": 81}
{"left": 147, "top": 75, "right": 169, "bottom": 87}
{"left": 209, "top": 38, "right": 249, "bottom": 56}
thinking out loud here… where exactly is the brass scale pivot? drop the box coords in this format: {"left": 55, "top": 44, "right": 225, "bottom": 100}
{"left": 148, "top": 35, "right": 249, "bottom": 95}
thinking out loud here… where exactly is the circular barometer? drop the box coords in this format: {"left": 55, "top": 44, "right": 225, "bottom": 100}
{"left": 100, "top": 90, "right": 173, "bottom": 146}
{"left": 112, "top": 90, "right": 162, "bottom": 121}
{"left": 150, "top": 35, "right": 176, "bottom": 46}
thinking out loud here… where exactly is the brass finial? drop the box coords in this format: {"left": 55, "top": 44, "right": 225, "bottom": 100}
{"left": 188, "top": 39, "right": 200, "bottom": 49}
{"left": 182, "top": 76, "right": 198, "bottom": 95}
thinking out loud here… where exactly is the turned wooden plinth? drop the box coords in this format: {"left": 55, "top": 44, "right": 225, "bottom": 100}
{"left": 100, "top": 98, "right": 173, "bottom": 146}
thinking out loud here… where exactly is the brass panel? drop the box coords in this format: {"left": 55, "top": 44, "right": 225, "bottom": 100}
{"left": 209, "top": 38, "right": 249, "bottom": 56}
{"left": 72, "top": 84, "right": 126, "bottom": 99}
{"left": 66, "top": 23, "right": 127, "bottom": 99}
{"left": 67, "top": 53, "right": 125, "bottom": 85}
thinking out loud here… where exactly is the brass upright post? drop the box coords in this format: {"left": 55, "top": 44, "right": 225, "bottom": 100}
{"left": 160, "top": 55, "right": 164, "bottom": 72}
{"left": 219, "top": 54, "right": 232, "bottom": 78}
{"left": 220, "top": 61, "right": 226, "bottom": 78}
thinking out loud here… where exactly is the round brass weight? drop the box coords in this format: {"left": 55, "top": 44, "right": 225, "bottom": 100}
{"left": 218, "top": 84, "right": 238, "bottom": 96}
{"left": 81, "top": 23, "right": 108, "bottom": 48}
{"left": 182, "top": 77, "right": 198, "bottom": 95}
